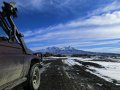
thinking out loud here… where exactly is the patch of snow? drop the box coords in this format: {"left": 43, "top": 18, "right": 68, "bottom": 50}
{"left": 63, "top": 66, "right": 73, "bottom": 79}
{"left": 85, "top": 61, "right": 120, "bottom": 85}
{"left": 40, "top": 63, "right": 51, "bottom": 74}
{"left": 48, "top": 56, "right": 67, "bottom": 59}
{"left": 64, "top": 57, "right": 120, "bottom": 85}
{"left": 62, "top": 59, "right": 82, "bottom": 66}
{"left": 43, "top": 57, "right": 67, "bottom": 61}
{"left": 63, "top": 59, "right": 82, "bottom": 66}
{"left": 57, "top": 67, "right": 60, "bottom": 70}
{"left": 68, "top": 57, "right": 94, "bottom": 61}
{"left": 96, "top": 83, "right": 103, "bottom": 86}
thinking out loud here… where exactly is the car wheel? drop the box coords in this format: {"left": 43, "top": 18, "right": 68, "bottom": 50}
{"left": 24, "top": 63, "right": 41, "bottom": 90}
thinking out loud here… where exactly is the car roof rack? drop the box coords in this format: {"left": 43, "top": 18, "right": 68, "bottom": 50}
{"left": 0, "top": 2, "right": 31, "bottom": 54}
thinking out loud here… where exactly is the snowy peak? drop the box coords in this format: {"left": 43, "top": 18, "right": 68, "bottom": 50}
{"left": 62, "top": 46, "right": 76, "bottom": 50}
{"left": 38, "top": 46, "right": 89, "bottom": 55}
{"left": 46, "top": 46, "right": 76, "bottom": 51}
{"left": 37, "top": 46, "right": 120, "bottom": 55}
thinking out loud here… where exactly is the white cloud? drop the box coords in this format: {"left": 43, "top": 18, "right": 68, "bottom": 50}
{"left": 23, "top": 9, "right": 120, "bottom": 39}
{"left": 0, "top": 0, "right": 46, "bottom": 11}
{"left": 30, "top": 39, "right": 120, "bottom": 51}
{"left": 24, "top": 24, "right": 120, "bottom": 43}
{"left": 85, "top": 11, "right": 120, "bottom": 25}
{"left": 23, "top": 10, "right": 120, "bottom": 52}
{"left": 84, "top": 47, "right": 120, "bottom": 53}
{"left": 1, "top": 0, "right": 80, "bottom": 13}
{"left": 91, "top": 1, "right": 120, "bottom": 15}
{"left": 68, "top": 11, "right": 120, "bottom": 27}
{"left": 103, "top": 1, "right": 120, "bottom": 12}
{"left": 24, "top": 25, "right": 120, "bottom": 52}
{"left": 6, "top": 0, "right": 119, "bottom": 53}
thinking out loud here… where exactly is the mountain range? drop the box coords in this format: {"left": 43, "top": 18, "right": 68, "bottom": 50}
{"left": 37, "top": 46, "right": 120, "bottom": 56}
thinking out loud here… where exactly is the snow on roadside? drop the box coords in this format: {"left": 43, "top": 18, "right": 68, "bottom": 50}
{"left": 43, "top": 57, "right": 67, "bottom": 61}
{"left": 47, "top": 56, "right": 67, "bottom": 59}
{"left": 85, "top": 61, "right": 120, "bottom": 85}
{"left": 43, "top": 56, "right": 94, "bottom": 61}
{"left": 63, "top": 57, "right": 120, "bottom": 85}
{"left": 68, "top": 57, "right": 94, "bottom": 61}
{"left": 62, "top": 59, "right": 82, "bottom": 66}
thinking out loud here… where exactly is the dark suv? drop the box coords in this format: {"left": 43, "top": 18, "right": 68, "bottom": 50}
{"left": 0, "top": 2, "right": 42, "bottom": 90}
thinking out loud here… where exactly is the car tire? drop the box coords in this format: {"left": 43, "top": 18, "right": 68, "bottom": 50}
{"left": 24, "top": 63, "right": 41, "bottom": 90}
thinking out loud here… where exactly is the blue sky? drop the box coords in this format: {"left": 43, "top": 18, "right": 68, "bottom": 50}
{"left": 1, "top": 0, "right": 120, "bottom": 53}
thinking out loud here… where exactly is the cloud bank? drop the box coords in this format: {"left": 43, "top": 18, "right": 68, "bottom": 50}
{"left": 1, "top": 0, "right": 120, "bottom": 53}
{"left": 23, "top": 8, "right": 120, "bottom": 53}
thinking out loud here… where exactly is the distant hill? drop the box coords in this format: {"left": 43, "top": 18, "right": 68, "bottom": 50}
{"left": 37, "top": 46, "right": 120, "bottom": 56}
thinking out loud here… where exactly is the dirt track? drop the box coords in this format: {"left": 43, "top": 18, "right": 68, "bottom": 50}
{"left": 15, "top": 59, "right": 120, "bottom": 90}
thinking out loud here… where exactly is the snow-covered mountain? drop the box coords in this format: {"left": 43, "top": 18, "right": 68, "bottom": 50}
{"left": 37, "top": 46, "right": 95, "bottom": 55}
{"left": 37, "top": 46, "right": 120, "bottom": 55}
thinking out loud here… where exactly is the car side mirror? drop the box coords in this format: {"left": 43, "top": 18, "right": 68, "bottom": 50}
{"left": 34, "top": 53, "right": 43, "bottom": 61}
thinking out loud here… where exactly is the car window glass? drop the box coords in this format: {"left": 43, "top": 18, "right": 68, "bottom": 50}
{"left": 0, "top": 26, "right": 8, "bottom": 38}
{"left": 0, "top": 21, "right": 9, "bottom": 41}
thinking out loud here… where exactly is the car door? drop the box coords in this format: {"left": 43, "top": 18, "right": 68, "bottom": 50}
{"left": 0, "top": 26, "right": 24, "bottom": 86}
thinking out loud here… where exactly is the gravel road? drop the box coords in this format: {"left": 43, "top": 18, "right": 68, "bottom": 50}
{"left": 15, "top": 59, "right": 120, "bottom": 90}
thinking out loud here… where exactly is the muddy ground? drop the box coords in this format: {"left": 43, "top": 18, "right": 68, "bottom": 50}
{"left": 15, "top": 59, "right": 120, "bottom": 90}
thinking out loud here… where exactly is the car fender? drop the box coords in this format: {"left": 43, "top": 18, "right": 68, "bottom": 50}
{"left": 22, "top": 55, "right": 41, "bottom": 77}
